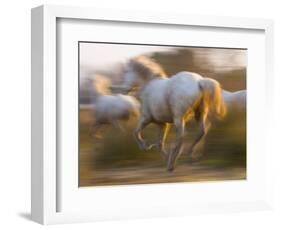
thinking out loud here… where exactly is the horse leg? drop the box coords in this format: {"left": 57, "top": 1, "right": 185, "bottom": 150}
{"left": 167, "top": 118, "right": 185, "bottom": 171}
{"left": 89, "top": 121, "right": 102, "bottom": 138}
{"left": 133, "top": 116, "right": 152, "bottom": 151}
{"left": 110, "top": 119, "right": 125, "bottom": 133}
{"left": 156, "top": 123, "right": 171, "bottom": 160}
{"left": 186, "top": 112, "right": 210, "bottom": 160}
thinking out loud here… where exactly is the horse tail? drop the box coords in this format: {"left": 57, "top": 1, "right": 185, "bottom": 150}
{"left": 199, "top": 78, "right": 226, "bottom": 119}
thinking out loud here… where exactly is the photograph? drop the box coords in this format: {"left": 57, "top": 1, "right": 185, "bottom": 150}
{"left": 78, "top": 42, "right": 247, "bottom": 187}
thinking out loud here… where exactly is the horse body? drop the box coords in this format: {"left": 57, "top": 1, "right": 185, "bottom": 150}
{"left": 122, "top": 56, "right": 226, "bottom": 171}
{"left": 86, "top": 75, "right": 140, "bottom": 134}
{"left": 94, "top": 94, "right": 140, "bottom": 124}
{"left": 141, "top": 72, "right": 206, "bottom": 124}
{"left": 222, "top": 89, "right": 246, "bottom": 111}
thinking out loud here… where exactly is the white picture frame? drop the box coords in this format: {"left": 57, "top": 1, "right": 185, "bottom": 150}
{"left": 31, "top": 4, "right": 274, "bottom": 225}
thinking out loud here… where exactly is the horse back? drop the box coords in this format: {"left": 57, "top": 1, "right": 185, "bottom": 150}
{"left": 168, "top": 72, "right": 202, "bottom": 117}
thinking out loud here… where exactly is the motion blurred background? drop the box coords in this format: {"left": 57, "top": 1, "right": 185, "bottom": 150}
{"left": 79, "top": 43, "right": 246, "bottom": 186}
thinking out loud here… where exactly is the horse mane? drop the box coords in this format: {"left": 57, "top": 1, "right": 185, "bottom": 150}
{"left": 129, "top": 55, "right": 167, "bottom": 79}
{"left": 90, "top": 74, "right": 111, "bottom": 96}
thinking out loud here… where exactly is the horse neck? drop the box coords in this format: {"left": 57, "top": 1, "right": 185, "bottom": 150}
{"left": 141, "top": 73, "right": 167, "bottom": 85}
{"left": 88, "top": 83, "right": 104, "bottom": 103}
{"left": 133, "top": 74, "right": 163, "bottom": 94}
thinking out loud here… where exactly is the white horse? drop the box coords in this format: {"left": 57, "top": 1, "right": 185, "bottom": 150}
{"left": 222, "top": 90, "right": 246, "bottom": 112}
{"left": 120, "top": 56, "right": 226, "bottom": 171}
{"left": 85, "top": 74, "right": 140, "bottom": 136}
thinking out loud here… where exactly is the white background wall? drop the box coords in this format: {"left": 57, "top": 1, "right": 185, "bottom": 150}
{"left": 0, "top": 0, "right": 280, "bottom": 229}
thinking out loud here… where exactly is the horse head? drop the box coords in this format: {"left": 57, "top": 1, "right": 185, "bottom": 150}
{"left": 118, "top": 55, "right": 167, "bottom": 94}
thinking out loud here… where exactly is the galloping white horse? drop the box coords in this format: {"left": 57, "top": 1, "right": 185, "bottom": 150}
{"left": 85, "top": 74, "right": 140, "bottom": 136}
{"left": 222, "top": 90, "right": 246, "bottom": 112}
{"left": 121, "top": 56, "right": 226, "bottom": 171}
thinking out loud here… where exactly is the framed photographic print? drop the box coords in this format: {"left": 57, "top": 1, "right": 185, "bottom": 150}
{"left": 31, "top": 5, "right": 275, "bottom": 225}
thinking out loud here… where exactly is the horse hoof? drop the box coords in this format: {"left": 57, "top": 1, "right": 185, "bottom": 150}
{"left": 140, "top": 143, "right": 156, "bottom": 151}
{"left": 167, "top": 166, "right": 175, "bottom": 172}
{"left": 139, "top": 145, "right": 148, "bottom": 151}
{"left": 147, "top": 144, "right": 157, "bottom": 150}
{"left": 190, "top": 154, "right": 203, "bottom": 163}
{"left": 92, "top": 134, "right": 103, "bottom": 139}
